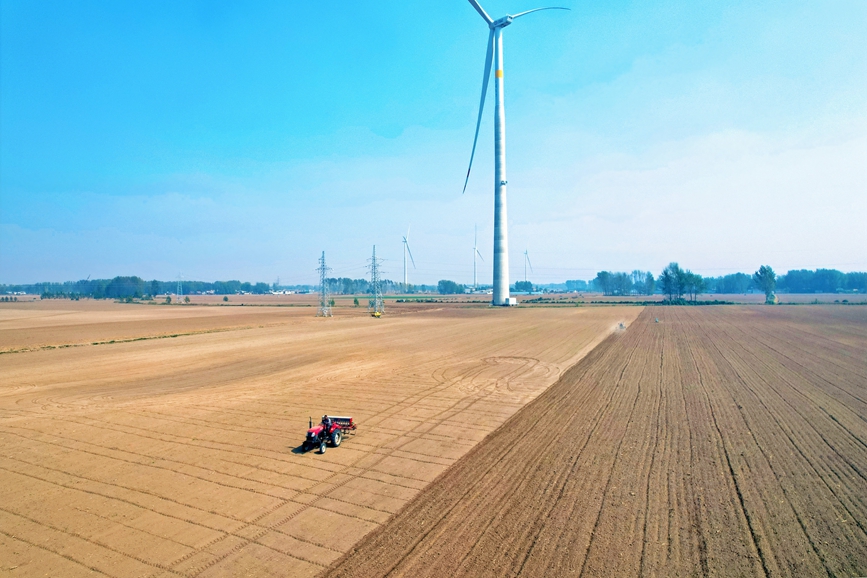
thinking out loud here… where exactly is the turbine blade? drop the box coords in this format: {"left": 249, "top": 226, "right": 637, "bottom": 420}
{"left": 463, "top": 29, "right": 495, "bottom": 195}
{"left": 467, "top": 0, "right": 493, "bottom": 25}
{"left": 511, "top": 6, "right": 570, "bottom": 19}
{"left": 406, "top": 243, "right": 416, "bottom": 268}
{"left": 476, "top": 248, "right": 485, "bottom": 262}
{"left": 527, "top": 254, "right": 534, "bottom": 272}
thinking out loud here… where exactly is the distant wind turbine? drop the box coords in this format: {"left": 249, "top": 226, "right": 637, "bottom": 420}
{"left": 402, "top": 227, "right": 416, "bottom": 291}
{"left": 473, "top": 224, "right": 485, "bottom": 289}
{"left": 523, "top": 249, "right": 533, "bottom": 283}
{"left": 462, "top": 0, "right": 568, "bottom": 306}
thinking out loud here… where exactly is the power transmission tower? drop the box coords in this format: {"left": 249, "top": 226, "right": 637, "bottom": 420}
{"left": 367, "top": 245, "right": 384, "bottom": 317}
{"left": 177, "top": 274, "right": 183, "bottom": 303}
{"left": 316, "top": 251, "right": 332, "bottom": 317}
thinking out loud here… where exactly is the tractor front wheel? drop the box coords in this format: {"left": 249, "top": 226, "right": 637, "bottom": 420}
{"left": 319, "top": 440, "right": 327, "bottom": 454}
{"left": 331, "top": 431, "right": 342, "bottom": 447}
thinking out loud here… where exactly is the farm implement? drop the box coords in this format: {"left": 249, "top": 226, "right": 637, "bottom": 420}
{"left": 303, "top": 415, "right": 357, "bottom": 454}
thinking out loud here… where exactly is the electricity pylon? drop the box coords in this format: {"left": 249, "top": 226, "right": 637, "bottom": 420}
{"left": 316, "top": 251, "right": 332, "bottom": 317}
{"left": 368, "top": 245, "right": 384, "bottom": 317}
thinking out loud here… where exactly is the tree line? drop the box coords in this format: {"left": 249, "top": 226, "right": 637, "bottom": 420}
{"left": 592, "top": 266, "right": 866, "bottom": 301}
{"left": 5, "top": 267, "right": 864, "bottom": 301}
{"left": 325, "top": 278, "right": 439, "bottom": 294}
{"left": 2, "top": 277, "right": 274, "bottom": 299}
{"left": 778, "top": 269, "right": 866, "bottom": 293}
{"left": 592, "top": 271, "right": 656, "bottom": 296}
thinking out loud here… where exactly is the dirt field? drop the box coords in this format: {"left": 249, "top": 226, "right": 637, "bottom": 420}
{"left": 523, "top": 292, "right": 867, "bottom": 305}
{"left": 326, "top": 305, "right": 867, "bottom": 577}
{"left": 0, "top": 300, "right": 639, "bottom": 577}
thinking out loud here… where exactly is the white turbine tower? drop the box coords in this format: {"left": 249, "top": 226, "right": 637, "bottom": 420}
{"left": 463, "top": 0, "right": 568, "bottom": 306}
{"left": 402, "top": 227, "right": 416, "bottom": 292}
{"left": 523, "top": 249, "right": 533, "bottom": 283}
{"left": 473, "top": 224, "right": 485, "bottom": 289}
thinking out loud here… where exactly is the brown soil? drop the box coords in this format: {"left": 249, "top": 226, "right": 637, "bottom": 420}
{"left": 325, "top": 305, "right": 867, "bottom": 577}
{"left": 0, "top": 301, "right": 638, "bottom": 577}
{"left": 522, "top": 292, "right": 867, "bottom": 305}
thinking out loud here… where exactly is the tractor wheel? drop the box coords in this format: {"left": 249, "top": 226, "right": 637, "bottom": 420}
{"left": 319, "top": 440, "right": 327, "bottom": 454}
{"left": 331, "top": 431, "right": 342, "bottom": 447}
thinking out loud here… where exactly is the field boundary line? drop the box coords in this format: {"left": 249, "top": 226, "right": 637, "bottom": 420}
{"left": 0, "top": 324, "right": 261, "bottom": 355}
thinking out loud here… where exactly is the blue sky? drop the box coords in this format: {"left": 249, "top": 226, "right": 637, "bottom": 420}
{"left": 2, "top": 0, "right": 865, "bottom": 285}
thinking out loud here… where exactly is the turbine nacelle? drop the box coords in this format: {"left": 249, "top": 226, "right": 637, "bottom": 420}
{"left": 491, "top": 15, "right": 514, "bottom": 29}
{"left": 462, "top": 2, "right": 570, "bottom": 195}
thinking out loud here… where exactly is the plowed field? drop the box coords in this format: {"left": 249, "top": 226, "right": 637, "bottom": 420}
{"left": 326, "top": 306, "right": 867, "bottom": 577}
{"left": 0, "top": 301, "right": 638, "bottom": 577}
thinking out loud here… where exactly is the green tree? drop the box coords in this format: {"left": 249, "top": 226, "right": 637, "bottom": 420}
{"left": 613, "top": 272, "right": 632, "bottom": 296}
{"left": 753, "top": 265, "right": 776, "bottom": 302}
{"left": 660, "top": 263, "right": 685, "bottom": 301}
{"left": 184, "top": 296, "right": 190, "bottom": 304}
{"left": 643, "top": 272, "right": 655, "bottom": 296}
{"left": 437, "top": 280, "right": 465, "bottom": 294}
{"left": 593, "top": 271, "right": 613, "bottom": 295}
{"left": 353, "top": 297, "right": 359, "bottom": 307}
{"left": 846, "top": 272, "right": 867, "bottom": 293}
{"left": 514, "top": 280, "right": 533, "bottom": 293}
{"left": 223, "top": 296, "right": 229, "bottom": 302}
{"left": 684, "top": 271, "right": 706, "bottom": 302}
{"left": 106, "top": 276, "right": 146, "bottom": 299}
{"left": 165, "top": 295, "right": 172, "bottom": 304}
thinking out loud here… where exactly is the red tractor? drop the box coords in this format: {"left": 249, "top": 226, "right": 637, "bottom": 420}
{"left": 303, "top": 415, "right": 356, "bottom": 453}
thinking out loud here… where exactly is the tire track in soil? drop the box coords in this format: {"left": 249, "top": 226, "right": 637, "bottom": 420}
{"left": 0, "top": 454, "right": 335, "bottom": 572}
{"left": 0, "top": 528, "right": 116, "bottom": 578}
{"left": 172, "top": 333, "right": 550, "bottom": 576}
{"left": 3, "top": 342, "right": 528, "bottom": 569}
{"left": 324, "top": 326, "right": 641, "bottom": 578}
{"left": 0, "top": 506, "right": 187, "bottom": 576}
{"left": 2, "top": 307, "right": 638, "bottom": 576}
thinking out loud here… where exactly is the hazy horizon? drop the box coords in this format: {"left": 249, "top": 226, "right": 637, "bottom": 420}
{"left": 2, "top": 1, "right": 865, "bottom": 286}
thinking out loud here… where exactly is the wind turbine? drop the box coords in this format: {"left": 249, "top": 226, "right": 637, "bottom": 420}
{"left": 463, "top": 0, "right": 568, "bottom": 306}
{"left": 473, "top": 224, "right": 485, "bottom": 289}
{"left": 523, "top": 249, "right": 533, "bottom": 283}
{"left": 402, "top": 227, "right": 416, "bottom": 292}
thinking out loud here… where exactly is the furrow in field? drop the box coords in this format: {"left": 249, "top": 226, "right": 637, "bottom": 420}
{"left": 326, "top": 306, "right": 867, "bottom": 578}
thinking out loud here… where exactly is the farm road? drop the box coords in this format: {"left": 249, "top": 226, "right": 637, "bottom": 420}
{"left": 326, "top": 306, "right": 867, "bottom": 577}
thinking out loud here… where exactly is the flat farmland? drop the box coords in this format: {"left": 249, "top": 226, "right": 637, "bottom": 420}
{"left": 0, "top": 301, "right": 639, "bottom": 577}
{"left": 0, "top": 299, "right": 316, "bottom": 352}
{"left": 328, "top": 305, "right": 867, "bottom": 577}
